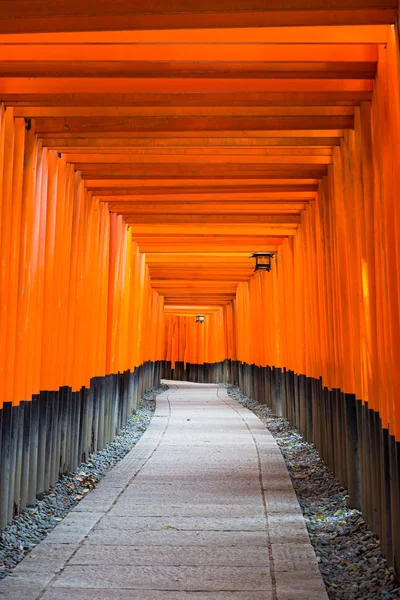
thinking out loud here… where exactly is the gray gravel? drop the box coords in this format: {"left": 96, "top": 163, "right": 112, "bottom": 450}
{"left": 226, "top": 385, "right": 400, "bottom": 600}
{"left": 0, "top": 384, "right": 168, "bottom": 580}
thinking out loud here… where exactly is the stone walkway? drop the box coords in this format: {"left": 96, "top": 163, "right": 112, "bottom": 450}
{"left": 0, "top": 381, "right": 328, "bottom": 600}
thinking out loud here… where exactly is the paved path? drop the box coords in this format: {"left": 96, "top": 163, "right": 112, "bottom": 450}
{"left": 0, "top": 381, "right": 328, "bottom": 600}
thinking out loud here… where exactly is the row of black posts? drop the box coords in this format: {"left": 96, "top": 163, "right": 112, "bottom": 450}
{"left": 0, "top": 361, "right": 161, "bottom": 530}
{"left": 163, "top": 359, "right": 400, "bottom": 577}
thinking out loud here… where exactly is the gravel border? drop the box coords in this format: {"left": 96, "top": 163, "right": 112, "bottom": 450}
{"left": 0, "top": 384, "right": 168, "bottom": 580}
{"left": 226, "top": 385, "right": 400, "bottom": 600}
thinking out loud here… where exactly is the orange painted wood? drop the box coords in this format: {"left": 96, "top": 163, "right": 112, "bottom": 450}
{"left": 0, "top": 78, "right": 374, "bottom": 95}
{"left": 0, "top": 6, "right": 395, "bottom": 35}
{"left": 3, "top": 93, "right": 371, "bottom": 108}
{"left": 2, "top": 44, "right": 379, "bottom": 63}
{"left": 0, "top": 25, "right": 390, "bottom": 44}
{"left": 33, "top": 116, "right": 354, "bottom": 134}
{"left": 0, "top": 63, "right": 376, "bottom": 80}
{"left": 1, "top": 7, "right": 399, "bottom": 445}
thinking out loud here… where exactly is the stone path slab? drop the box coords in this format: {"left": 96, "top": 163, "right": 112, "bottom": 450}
{"left": 0, "top": 381, "right": 328, "bottom": 599}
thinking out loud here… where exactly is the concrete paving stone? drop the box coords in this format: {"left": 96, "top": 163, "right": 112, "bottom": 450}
{"left": 139, "top": 462, "right": 258, "bottom": 470}
{"left": 84, "top": 483, "right": 125, "bottom": 492}
{"left": 75, "top": 486, "right": 123, "bottom": 502}
{"left": 167, "top": 416, "right": 233, "bottom": 422}
{"left": 264, "top": 490, "right": 302, "bottom": 514}
{"left": 0, "top": 582, "right": 44, "bottom": 600}
{"left": 134, "top": 470, "right": 260, "bottom": 479}
{"left": 146, "top": 454, "right": 256, "bottom": 461}
{"left": 10, "top": 543, "right": 77, "bottom": 573}
{"left": 42, "top": 591, "right": 272, "bottom": 600}
{"left": 261, "top": 475, "right": 295, "bottom": 492}
{"left": 267, "top": 513, "right": 311, "bottom": 544}
{"left": 95, "top": 515, "right": 267, "bottom": 531}
{"left": 110, "top": 454, "right": 152, "bottom": 470}
{"left": 275, "top": 571, "right": 329, "bottom": 599}
{"left": 144, "top": 457, "right": 257, "bottom": 466}
{"left": 160, "top": 440, "right": 257, "bottom": 448}
{"left": 93, "top": 475, "right": 131, "bottom": 487}
{"left": 0, "top": 568, "right": 55, "bottom": 588}
{"left": 258, "top": 451, "right": 286, "bottom": 463}
{"left": 131, "top": 475, "right": 258, "bottom": 484}
{"left": 140, "top": 456, "right": 257, "bottom": 465}
{"left": 72, "top": 487, "right": 123, "bottom": 513}
{"left": 44, "top": 512, "right": 103, "bottom": 544}
{"left": 271, "top": 543, "right": 321, "bottom": 572}
{"left": 260, "top": 462, "right": 291, "bottom": 477}
{"left": 115, "top": 487, "right": 263, "bottom": 505}
{"left": 54, "top": 565, "right": 273, "bottom": 591}
{"left": 130, "top": 480, "right": 261, "bottom": 491}
{"left": 108, "top": 503, "right": 264, "bottom": 517}
{"left": 69, "top": 545, "right": 269, "bottom": 567}
{"left": 85, "top": 529, "right": 269, "bottom": 547}
{"left": 133, "top": 471, "right": 259, "bottom": 480}
{"left": 259, "top": 453, "right": 286, "bottom": 464}
{"left": 113, "top": 493, "right": 263, "bottom": 507}
{"left": 165, "top": 430, "right": 243, "bottom": 437}
{"left": 148, "top": 444, "right": 255, "bottom": 453}
{"left": 72, "top": 499, "right": 118, "bottom": 513}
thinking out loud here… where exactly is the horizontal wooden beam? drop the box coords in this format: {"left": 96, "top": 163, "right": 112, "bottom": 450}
{"left": 164, "top": 306, "right": 223, "bottom": 311}
{"left": 124, "top": 214, "right": 302, "bottom": 224}
{"left": 148, "top": 259, "right": 254, "bottom": 264}
{"left": 3, "top": 0, "right": 390, "bottom": 17}
{"left": 149, "top": 268, "right": 254, "bottom": 274}
{"left": 86, "top": 178, "right": 319, "bottom": 187}
{"left": 0, "top": 78, "right": 373, "bottom": 94}
{"left": 134, "top": 234, "right": 284, "bottom": 242}
{"left": 162, "top": 298, "right": 234, "bottom": 304}
{"left": 149, "top": 266, "right": 253, "bottom": 272}
{"left": 41, "top": 132, "right": 344, "bottom": 144}
{"left": 34, "top": 115, "right": 353, "bottom": 134}
{"left": 79, "top": 167, "right": 327, "bottom": 180}
{"left": 42, "top": 137, "right": 341, "bottom": 150}
{"left": 1, "top": 44, "right": 379, "bottom": 63}
{"left": 164, "top": 310, "right": 224, "bottom": 315}
{"left": 127, "top": 224, "right": 298, "bottom": 235}
{"left": 55, "top": 149, "right": 334, "bottom": 159}
{"left": 0, "top": 25, "right": 390, "bottom": 44}
{"left": 37, "top": 130, "right": 345, "bottom": 140}
{"left": 68, "top": 154, "right": 332, "bottom": 165}
{"left": 141, "top": 244, "right": 281, "bottom": 252}
{"left": 109, "top": 202, "right": 307, "bottom": 213}
{"left": 100, "top": 192, "right": 317, "bottom": 201}
{"left": 152, "top": 279, "right": 238, "bottom": 285}
{"left": 0, "top": 62, "right": 376, "bottom": 79}
{"left": 0, "top": 8, "right": 395, "bottom": 34}
{"left": 3, "top": 92, "right": 372, "bottom": 107}
{"left": 14, "top": 107, "right": 354, "bottom": 118}
{"left": 151, "top": 275, "right": 253, "bottom": 281}
{"left": 138, "top": 238, "right": 283, "bottom": 244}
{"left": 90, "top": 185, "right": 319, "bottom": 196}
{"left": 146, "top": 252, "right": 262, "bottom": 259}
{"left": 64, "top": 148, "right": 333, "bottom": 158}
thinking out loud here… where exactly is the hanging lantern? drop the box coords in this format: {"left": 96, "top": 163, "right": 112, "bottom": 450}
{"left": 250, "top": 252, "right": 275, "bottom": 272}
{"left": 196, "top": 314, "right": 205, "bottom": 323}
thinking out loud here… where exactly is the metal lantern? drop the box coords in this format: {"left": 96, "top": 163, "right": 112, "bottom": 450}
{"left": 196, "top": 314, "right": 205, "bottom": 323}
{"left": 250, "top": 252, "right": 275, "bottom": 272}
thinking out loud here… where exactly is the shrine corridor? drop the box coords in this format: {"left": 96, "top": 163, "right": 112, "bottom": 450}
{"left": 1, "top": 2, "right": 400, "bottom": 598}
